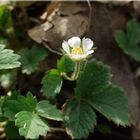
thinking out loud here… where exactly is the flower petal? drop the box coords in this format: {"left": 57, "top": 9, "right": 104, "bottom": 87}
{"left": 62, "top": 41, "right": 70, "bottom": 54}
{"left": 69, "top": 50, "right": 94, "bottom": 61}
{"left": 70, "top": 54, "right": 83, "bottom": 61}
{"left": 68, "top": 37, "right": 81, "bottom": 48}
{"left": 69, "top": 54, "right": 88, "bottom": 61}
{"left": 82, "top": 38, "right": 94, "bottom": 53}
{"left": 86, "top": 50, "right": 94, "bottom": 55}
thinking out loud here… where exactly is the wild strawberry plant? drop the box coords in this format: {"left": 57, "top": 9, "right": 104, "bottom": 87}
{"left": 115, "top": 19, "right": 140, "bottom": 62}
{"left": 0, "top": 3, "right": 130, "bottom": 140}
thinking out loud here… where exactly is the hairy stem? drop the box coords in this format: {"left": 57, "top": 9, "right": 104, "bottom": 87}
{"left": 72, "top": 61, "right": 81, "bottom": 80}
{"left": 62, "top": 61, "right": 81, "bottom": 81}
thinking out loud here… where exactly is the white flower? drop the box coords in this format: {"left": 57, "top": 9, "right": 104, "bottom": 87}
{"left": 62, "top": 36, "right": 94, "bottom": 61}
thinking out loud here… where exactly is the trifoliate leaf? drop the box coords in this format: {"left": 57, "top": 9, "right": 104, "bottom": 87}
{"left": 75, "top": 59, "right": 130, "bottom": 127}
{"left": 41, "top": 69, "right": 62, "bottom": 98}
{"left": 19, "top": 46, "right": 47, "bottom": 75}
{"left": 57, "top": 56, "right": 75, "bottom": 73}
{"left": 0, "top": 45, "right": 21, "bottom": 69}
{"left": 64, "top": 99, "right": 96, "bottom": 139}
{"left": 76, "top": 59, "right": 110, "bottom": 98}
{"left": 15, "top": 111, "right": 49, "bottom": 139}
{"left": 3, "top": 92, "right": 37, "bottom": 120}
{"left": 63, "top": 59, "right": 130, "bottom": 139}
{"left": 37, "top": 100, "right": 63, "bottom": 121}
{"left": 115, "top": 20, "right": 140, "bottom": 61}
{"left": 87, "top": 85, "right": 130, "bottom": 126}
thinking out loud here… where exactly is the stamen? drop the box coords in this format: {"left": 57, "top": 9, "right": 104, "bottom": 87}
{"left": 71, "top": 47, "right": 83, "bottom": 55}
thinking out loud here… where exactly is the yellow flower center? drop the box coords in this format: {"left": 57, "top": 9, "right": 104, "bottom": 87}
{"left": 71, "top": 47, "right": 83, "bottom": 55}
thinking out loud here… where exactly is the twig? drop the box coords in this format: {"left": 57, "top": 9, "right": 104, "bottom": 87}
{"left": 29, "top": 17, "right": 41, "bottom": 24}
{"left": 42, "top": 41, "right": 63, "bottom": 56}
{"left": 87, "top": 0, "right": 92, "bottom": 32}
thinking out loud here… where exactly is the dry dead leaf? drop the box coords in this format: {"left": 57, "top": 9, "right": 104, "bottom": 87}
{"left": 133, "top": 1, "right": 140, "bottom": 15}
{"left": 28, "top": 22, "right": 53, "bottom": 44}
{"left": 135, "top": 67, "right": 140, "bottom": 79}
{"left": 95, "top": 0, "right": 132, "bottom": 5}
{"left": 28, "top": 1, "right": 89, "bottom": 51}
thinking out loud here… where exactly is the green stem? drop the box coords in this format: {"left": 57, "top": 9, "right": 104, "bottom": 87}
{"left": 61, "top": 72, "right": 75, "bottom": 81}
{"left": 72, "top": 62, "right": 81, "bottom": 80}
{"left": 61, "top": 61, "right": 81, "bottom": 81}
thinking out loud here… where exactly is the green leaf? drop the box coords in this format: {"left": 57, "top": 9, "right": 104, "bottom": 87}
{"left": 87, "top": 85, "right": 130, "bottom": 126}
{"left": 57, "top": 56, "right": 74, "bottom": 73}
{"left": 64, "top": 99, "right": 96, "bottom": 139}
{"left": 37, "top": 100, "right": 63, "bottom": 121}
{"left": 19, "top": 46, "right": 47, "bottom": 75}
{"left": 15, "top": 111, "right": 49, "bottom": 139}
{"left": 127, "top": 19, "right": 140, "bottom": 46}
{"left": 7, "top": 90, "right": 19, "bottom": 100}
{"left": 3, "top": 92, "right": 37, "bottom": 120}
{"left": 0, "top": 5, "right": 12, "bottom": 30}
{"left": 63, "top": 60, "right": 130, "bottom": 139}
{"left": 3, "top": 100, "right": 21, "bottom": 121}
{"left": 41, "top": 69, "right": 62, "bottom": 98}
{"left": 114, "top": 19, "right": 140, "bottom": 61}
{"left": 114, "top": 31, "right": 127, "bottom": 49}
{"left": 75, "top": 59, "right": 129, "bottom": 128}
{"left": 76, "top": 59, "right": 111, "bottom": 98}
{"left": 5, "top": 121, "right": 21, "bottom": 139}
{"left": 0, "top": 45, "right": 21, "bottom": 69}
{"left": 17, "top": 92, "right": 37, "bottom": 112}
